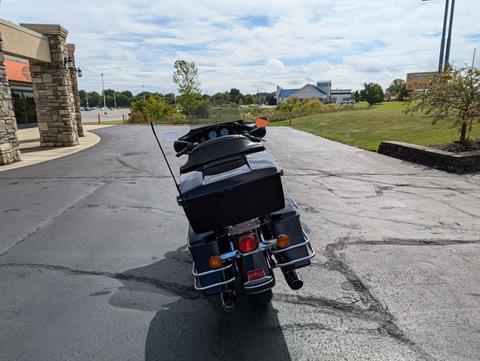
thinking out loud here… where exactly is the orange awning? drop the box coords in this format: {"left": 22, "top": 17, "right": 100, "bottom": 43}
{"left": 5, "top": 60, "right": 32, "bottom": 83}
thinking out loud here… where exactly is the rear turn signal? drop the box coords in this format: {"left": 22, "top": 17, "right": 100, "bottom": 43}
{"left": 237, "top": 232, "right": 258, "bottom": 253}
{"left": 276, "top": 234, "right": 291, "bottom": 249}
{"left": 208, "top": 255, "right": 223, "bottom": 269}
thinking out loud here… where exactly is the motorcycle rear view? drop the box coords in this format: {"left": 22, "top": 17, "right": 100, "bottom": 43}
{"left": 150, "top": 119, "right": 315, "bottom": 311}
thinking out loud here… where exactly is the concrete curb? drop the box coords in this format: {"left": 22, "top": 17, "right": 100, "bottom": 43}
{"left": 0, "top": 125, "right": 113, "bottom": 172}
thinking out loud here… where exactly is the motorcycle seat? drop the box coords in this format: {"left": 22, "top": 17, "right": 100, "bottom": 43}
{"left": 180, "top": 135, "right": 264, "bottom": 174}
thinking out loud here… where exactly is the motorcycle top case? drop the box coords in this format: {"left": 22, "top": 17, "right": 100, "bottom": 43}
{"left": 179, "top": 150, "right": 285, "bottom": 233}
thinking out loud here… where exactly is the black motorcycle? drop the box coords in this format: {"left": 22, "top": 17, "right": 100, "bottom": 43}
{"left": 151, "top": 120, "right": 315, "bottom": 310}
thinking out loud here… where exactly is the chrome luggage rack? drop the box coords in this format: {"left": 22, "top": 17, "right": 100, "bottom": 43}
{"left": 192, "top": 228, "right": 315, "bottom": 291}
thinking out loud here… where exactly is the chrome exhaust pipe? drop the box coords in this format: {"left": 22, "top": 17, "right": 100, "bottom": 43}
{"left": 283, "top": 269, "right": 303, "bottom": 290}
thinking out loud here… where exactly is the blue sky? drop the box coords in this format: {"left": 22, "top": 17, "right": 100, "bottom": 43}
{"left": 1, "top": 0, "right": 479, "bottom": 94}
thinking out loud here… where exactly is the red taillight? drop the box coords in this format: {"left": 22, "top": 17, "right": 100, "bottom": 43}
{"left": 237, "top": 232, "right": 258, "bottom": 253}
{"left": 247, "top": 268, "right": 265, "bottom": 282}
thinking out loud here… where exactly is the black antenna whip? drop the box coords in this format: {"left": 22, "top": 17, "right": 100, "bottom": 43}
{"left": 149, "top": 119, "right": 185, "bottom": 203}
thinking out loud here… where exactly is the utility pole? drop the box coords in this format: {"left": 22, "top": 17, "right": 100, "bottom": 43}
{"left": 85, "top": 92, "right": 89, "bottom": 108}
{"left": 473, "top": 48, "right": 477, "bottom": 70}
{"left": 444, "top": 0, "right": 455, "bottom": 69}
{"left": 101, "top": 73, "right": 106, "bottom": 109}
{"left": 438, "top": 0, "right": 449, "bottom": 72}
{"left": 142, "top": 84, "right": 146, "bottom": 101}
{"left": 113, "top": 91, "right": 117, "bottom": 108}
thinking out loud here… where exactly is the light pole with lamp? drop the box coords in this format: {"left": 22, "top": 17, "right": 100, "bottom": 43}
{"left": 101, "top": 73, "right": 106, "bottom": 109}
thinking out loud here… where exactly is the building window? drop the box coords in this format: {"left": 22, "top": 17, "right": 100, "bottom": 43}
{"left": 11, "top": 87, "right": 37, "bottom": 126}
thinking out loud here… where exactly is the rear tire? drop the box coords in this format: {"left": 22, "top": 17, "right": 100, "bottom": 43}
{"left": 250, "top": 289, "right": 273, "bottom": 307}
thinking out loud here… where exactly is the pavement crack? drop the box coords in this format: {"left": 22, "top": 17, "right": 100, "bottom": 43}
{"left": 321, "top": 237, "right": 434, "bottom": 360}
{"left": 349, "top": 237, "right": 480, "bottom": 247}
{"left": 0, "top": 262, "right": 200, "bottom": 300}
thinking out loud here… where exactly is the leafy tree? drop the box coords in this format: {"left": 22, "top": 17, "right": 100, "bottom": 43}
{"left": 191, "top": 100, "right": 210, "bottom": 119}
{"left": 130, "top": 95, "right": 178, "bottom": 123}
{"left": 163, "top": 93, "right": 177, "bottom": 105}
{"left": 173, "top": 60, "right": 200, "bottom": 95}
{"left": 120, "top": 90, "right": 133, "bottom": 98}
{"left": 405, "top": 65, "right": 480, "bottom": 145}
{"left": 243, "top": 94, "right": 257, "bottom": 105}
{"left": 229, "top": 88, "right": 242, "bottom": 104}
{"left": 387, "top": 79, "right": 407, "bottom": 101}
{"left": 278, "top": 96, "right": 301, "bottom": 126}
{"left": 353, "top": 90, "right": 361, "bottom": 103}
{"left": 173, "top": 59, "right": 202, "bottom": 118}
{"left": 264, "top": 92, "right": 277, "bottom": 105}
{"left": 360, "top": 83, "right": 384, "bottom": 106}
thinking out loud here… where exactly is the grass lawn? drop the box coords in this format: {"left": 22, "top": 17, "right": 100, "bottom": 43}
{"left": 271, "top": 102, "right": 480, "bottom": 151}
{"left": 83, "top": 120, "right": 124, "bottom": 125}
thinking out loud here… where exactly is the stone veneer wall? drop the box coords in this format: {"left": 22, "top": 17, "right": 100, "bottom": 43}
{"left": 378, "top": 141, "right": 480, "bottom": 174}
{"left": 67, "top": 44, "right": 83, "bottom": 137}
{"left": 23, "top": 24, "right": 79, "bottom": 147}
{"left": 0, "top": 40, "right": 21, "bottom": 165}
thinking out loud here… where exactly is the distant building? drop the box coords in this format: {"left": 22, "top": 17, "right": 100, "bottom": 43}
{"left": 276, "top": 81, "right": 352, "bottom": 104}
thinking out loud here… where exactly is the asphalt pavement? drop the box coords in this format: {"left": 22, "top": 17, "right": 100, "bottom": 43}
{"left": 0, "top": 125, "right": 479, "bottom": 361}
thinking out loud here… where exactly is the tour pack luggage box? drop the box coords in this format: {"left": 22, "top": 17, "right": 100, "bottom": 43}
{"left": 179, "top": 151, "right": 285, "bottom": 233}
{"left": 270, "top": 196, "right": 312, "bottom": 271}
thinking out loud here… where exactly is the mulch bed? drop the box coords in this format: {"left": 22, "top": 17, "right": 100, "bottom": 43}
{"left": 429, "top": 140, "right": 480, "bottom": 153}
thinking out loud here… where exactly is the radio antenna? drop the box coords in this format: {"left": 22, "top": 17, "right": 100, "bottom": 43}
{"left": 148, "top": 119, "right": 185, "bottom": 203}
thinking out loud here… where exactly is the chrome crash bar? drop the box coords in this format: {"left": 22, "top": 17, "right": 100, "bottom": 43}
{"left": 191, "top": 229, "right": 315, "bottom": 291}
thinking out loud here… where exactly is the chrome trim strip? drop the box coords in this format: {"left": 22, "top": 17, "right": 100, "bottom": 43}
{"left": 271, "top": 238, "right": 309, "bottom": 254}
{"left": 276, "top": 249, "right": 316, "bottom": 268}
{"left": 191, "top": 262, "right": 233, "bottom": 277}
{"left": 243, "top": 276, "right": 274, "bottom": 290}
{"left": 193, "top": 275, "right": 236, "bottom": 291}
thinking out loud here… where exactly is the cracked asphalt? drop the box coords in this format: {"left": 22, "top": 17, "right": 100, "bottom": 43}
{"left": 0, "top": 125, "right": 479, "bottom": 361}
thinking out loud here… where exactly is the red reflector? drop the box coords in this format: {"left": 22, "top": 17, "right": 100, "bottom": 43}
{"left": 237, "top": 232, "right": 258, "bottom": 253}
{"left": 247, "top": 268, "right": 265, "bottom": 282}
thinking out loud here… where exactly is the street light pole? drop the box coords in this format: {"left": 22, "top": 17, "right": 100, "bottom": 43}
{"left": 113, "top": 91, "right": 117, "bottom": 108}
{"left": 438, "top": 0, "right": 449, "bottom": 72}
{"left": 101, "top": 73, "right": 106, "bottom": 109}
{"left": 444, "top": 0, "right": 455, "bottom": 69}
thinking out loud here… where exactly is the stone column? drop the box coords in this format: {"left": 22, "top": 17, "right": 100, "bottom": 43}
{"left": 21, "top": 24, "right": 79, "bottom": 147}
{"left": 67, "top": 44, "right": 84, "bottom": 137}
{"left": 0, "top": 33, "right": 21, "bottom": 165}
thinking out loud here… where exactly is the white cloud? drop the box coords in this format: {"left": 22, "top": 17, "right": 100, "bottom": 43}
{"left": 1, "top": 0, "right": 478, "bottom": 94}
{"left": 267, "top": 58, "right": 286, "bottom": 72}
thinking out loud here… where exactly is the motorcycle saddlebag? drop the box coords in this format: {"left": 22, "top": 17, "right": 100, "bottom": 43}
{"left": 270, "top": 196, "right": 311, "bottom": 271}
{"left": 180, "top": 151, "right": 285, "bottom": 233}
{"left": 188, "top": 227, "right": 225, "bottom": 296}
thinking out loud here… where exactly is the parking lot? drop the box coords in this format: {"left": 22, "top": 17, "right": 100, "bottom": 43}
{"left": 0, "top": 126, "right": 479, "bottom": 361}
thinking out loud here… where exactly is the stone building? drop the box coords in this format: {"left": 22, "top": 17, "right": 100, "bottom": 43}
{"left": 0, "top": 19, "right": 83, "bottom": 165}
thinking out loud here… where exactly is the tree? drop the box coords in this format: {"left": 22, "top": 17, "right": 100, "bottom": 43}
{"left": 405, "top": 66, "right": 480, "bottom": 145}
{"left": 191, "top": 100, "right": 210, "bottom": 119}
{"left": 387, "top": 79, "right": 407, "bottom": 101}
{"left": 173, "top": 60, "right": 200, "bottom": 95}
{"left": 353, "top": 90, "right": 361, "bottom": 103}
{"left": 278, "top": 96, "right": 301, "bottom": 126}
{"left": 243, "top": 94, "right": 257, "bottom": 105}
{"left": 229, "top": 88, "right": 242, "bottom": 104}
{"left": 172, "top": 59, "right": 202, "bottom": 118}
{"left": 360, "top": 83, "right": 384, "bottom": 106}
{"left": 130, "top": 95, "right": 178, "bottom": 124}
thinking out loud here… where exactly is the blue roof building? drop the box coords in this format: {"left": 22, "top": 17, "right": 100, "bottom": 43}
{"left": 276, "top": 81, "right": 352, "bottom": 104}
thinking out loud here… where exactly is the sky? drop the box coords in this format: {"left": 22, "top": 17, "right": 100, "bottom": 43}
{"left": 1, "top": 0, "right": 479, "bottom": 95}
